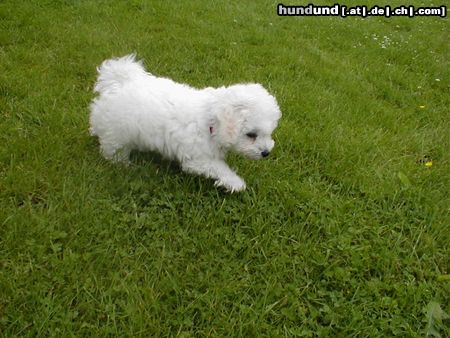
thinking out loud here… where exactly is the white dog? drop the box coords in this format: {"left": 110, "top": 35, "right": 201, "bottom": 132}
{"left": 90, "top": 54, "right": 281, "bottom": 192}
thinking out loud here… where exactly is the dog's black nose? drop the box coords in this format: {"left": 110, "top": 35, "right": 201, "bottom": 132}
{"left": 261, "top": 150, "right": 270, "bottom": 158}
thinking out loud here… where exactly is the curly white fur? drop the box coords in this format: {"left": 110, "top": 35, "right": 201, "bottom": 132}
{"left": 90, "top": 54, "right": 281, "bottom": 192}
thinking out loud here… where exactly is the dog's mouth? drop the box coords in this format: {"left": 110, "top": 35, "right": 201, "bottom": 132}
{"left": 244, "top": 151, "right": 269, "bottom": 160}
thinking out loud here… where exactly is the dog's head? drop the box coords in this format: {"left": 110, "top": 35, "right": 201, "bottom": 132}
{"left": 214, "top": 84, "right": 281, "bottom": 160}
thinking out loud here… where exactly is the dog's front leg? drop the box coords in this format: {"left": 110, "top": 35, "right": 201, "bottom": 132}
{"left": 182, "top": 160, "right": 246, "bottom": 192}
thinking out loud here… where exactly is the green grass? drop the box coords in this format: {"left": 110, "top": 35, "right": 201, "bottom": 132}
{"left": 1, "top": 0, "right": 449, "bottom": 336}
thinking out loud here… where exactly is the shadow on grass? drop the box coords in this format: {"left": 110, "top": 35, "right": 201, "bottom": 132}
{"left": 129, "top": 149, "right": 180, "bottom": 174}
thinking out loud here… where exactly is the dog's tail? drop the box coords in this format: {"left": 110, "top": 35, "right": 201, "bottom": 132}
{"left": 94, "top": 54, "right": 146, "bottom": 94}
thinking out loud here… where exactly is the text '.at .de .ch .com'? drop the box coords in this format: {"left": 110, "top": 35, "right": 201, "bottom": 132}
{"left": 277, "top": 3, "right": 447, "bottom": 18}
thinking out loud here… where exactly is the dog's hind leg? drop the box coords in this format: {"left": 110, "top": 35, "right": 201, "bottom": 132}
{"left": 100, "top": 142, "right": 131, "bottom": 164}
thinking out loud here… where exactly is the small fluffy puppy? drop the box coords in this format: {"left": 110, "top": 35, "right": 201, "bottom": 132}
{"left": 90, "top": 54, "right": 281, "bottom": 192}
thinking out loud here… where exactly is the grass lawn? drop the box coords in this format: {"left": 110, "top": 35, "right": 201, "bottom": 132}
{"left": 1, "top": 0, "right": 449, "bottom": 336}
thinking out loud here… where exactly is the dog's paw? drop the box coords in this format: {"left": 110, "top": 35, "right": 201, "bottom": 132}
{"left": 215, "top": 175, "right": 246, "bottom": 193}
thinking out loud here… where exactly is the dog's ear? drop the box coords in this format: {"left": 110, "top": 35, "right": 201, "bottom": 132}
{"left": 215, "top": 105, "right": 241, "bottom": 146}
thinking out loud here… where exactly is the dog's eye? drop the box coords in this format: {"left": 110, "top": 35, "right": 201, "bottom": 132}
{"left": 246, "top": 132, "right": 257, "bottom": 139}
